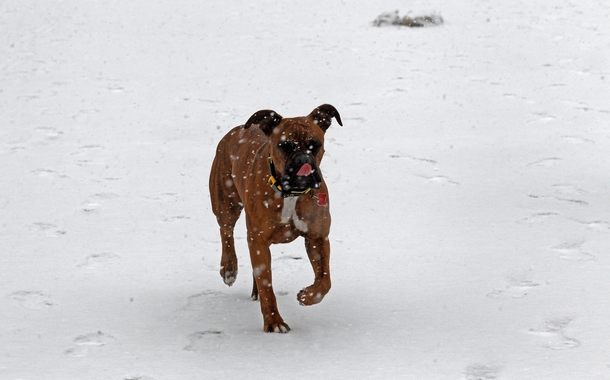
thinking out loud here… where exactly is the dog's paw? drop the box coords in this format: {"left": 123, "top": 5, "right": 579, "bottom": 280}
{"left": 265, "top": 321, "right": 291, "bottom": 333}
{"left": 220, "top": 268, "right": 237, "bottom": 286}
{"left": 222, "top": 273, "right": 236, "bottom": 286}
{"left": 263, "top": 313, "right": 290, "bottom": 333}
{"left": 297, "top": 287, "right": 325, "bottom": 306}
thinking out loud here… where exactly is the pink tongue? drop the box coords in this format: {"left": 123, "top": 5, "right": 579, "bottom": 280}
{"left": 296, "top": 163, "right": 313, "bottom": 176}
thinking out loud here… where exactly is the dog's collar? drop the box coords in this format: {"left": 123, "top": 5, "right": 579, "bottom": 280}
{"left": 268, "top": 155, "right": 313, "bottom": 198}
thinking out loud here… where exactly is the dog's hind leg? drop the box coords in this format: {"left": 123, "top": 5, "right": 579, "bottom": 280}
{"left": 251, "top": 274, "right": 259, "bottom": 301}
{"left": 218, "top": 208, "right": 241, "bottom": 286}
{"left": 209, "top": 155, "right": 243, "bottom": 287}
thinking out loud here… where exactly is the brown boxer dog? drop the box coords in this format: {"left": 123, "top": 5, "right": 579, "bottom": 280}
{"left": 209, "top": 104, "right": 342, "bottom": 333}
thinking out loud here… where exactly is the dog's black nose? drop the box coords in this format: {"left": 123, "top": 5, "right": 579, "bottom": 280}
{"left": 292, "top": 153, "right": 313, "bottom": 167}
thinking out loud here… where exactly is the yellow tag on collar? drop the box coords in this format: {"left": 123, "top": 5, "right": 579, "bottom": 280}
{"left": 268, "top": 175, "right": 282, "bottom": 191}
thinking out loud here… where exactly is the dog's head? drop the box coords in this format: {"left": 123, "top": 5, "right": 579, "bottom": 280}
{"left": 244, "top": 104, "right": 342, "bottom": 193}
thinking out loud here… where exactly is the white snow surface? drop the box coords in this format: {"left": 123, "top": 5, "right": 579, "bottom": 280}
{"left": 2, "top": 0, "right": 610, "bottom": 379}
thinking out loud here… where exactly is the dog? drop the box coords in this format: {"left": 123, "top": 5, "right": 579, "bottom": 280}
{"left": 209, "top": 104, "right": 342, "bottom": 332}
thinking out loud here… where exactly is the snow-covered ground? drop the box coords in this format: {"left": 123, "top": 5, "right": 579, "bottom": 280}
{"left": 2, "top": 0, "right": 609, "bottom": 379}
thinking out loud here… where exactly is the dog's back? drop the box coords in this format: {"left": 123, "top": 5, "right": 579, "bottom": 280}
{"left": 210, "top": 125, "right": 266, "bottom": 207}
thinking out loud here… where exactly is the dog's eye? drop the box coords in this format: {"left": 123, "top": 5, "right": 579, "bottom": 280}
{"left": 278, "top": 141, "right": 297, "bottom": 155}
{"left": 307, "top": 140, "right": 322, "bottom": 155}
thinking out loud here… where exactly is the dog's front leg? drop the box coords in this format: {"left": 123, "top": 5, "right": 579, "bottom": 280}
{"left": 248, "top": 237, "right": 290, "bottom": 333}
{"left": 298, "top": 237, "right": 331, "bottom": 306}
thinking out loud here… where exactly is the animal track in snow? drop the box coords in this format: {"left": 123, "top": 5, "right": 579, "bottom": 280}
{"left": 7, "top": 291, "right": 54, "bottom": 309}
{"left": 573, "top": 220, "right": 610, "bottom": 232}
{"left": 517, "top": 212, "right": 560, "bottom": 224}
{"left": 561, "top": 135, "right": 595, "bottom": 144}
{"left": 81, "top": 192, "right": 119, "bottom": 212}
{"left": 527, "top": 157, "right": 562, "bottom": 168}
{"left": 71, "top": 144, "right": 105, "bottom": 166}
{"left": 64, "top": 347, "right": 88, "bottom": 357}
{"left": 543, "top": 184, "right": 589, "bottom": 205}
{"left": 418, "top": 175, "right": 460, "bottom": 185}
{"left": 551, "top": 239, "right": 595, "bottom": 261}
{"left": 107, "top": 85, "right": 126, "bottom": 93}
{"left": 486, "top": 280, "right": 539, "bottom": 299}
{"left": 141, "top": 192, "right": 178, "bottom": 202}
{"left": 31, "top": 168, "right": 68, "bottom": 179}
{"left": 389, "top": 154, "right": 456, "bottom": 184}
{"left": 183, "top": 291, "right": 224, "bottom": 311}
{"left": 79, "top": 144, "right": 105, "bottom": 150}
{"left": 552, "top": 183, "right": 587, "bottom": 196}
{"left": 528, "top": 316, "right": 581, "bottom": 350}
{"left": 345, "top": 116, "right": 366, "bottom": 123}
{"left": 563, "top": 100, "right": 610, "bottom": 115}
{"left": 463, "top": 364, "right": 501, "bottom": 380}
{"left": 0, "top": 145, "right": 26, "bottom": 154}
{"left": 487, "top": 270, "right": 540, "bottom": 299}
{"left": 184, "top": 330, "right": 228, "bottom": 351}
{"left": 528, "top": 111, "right": 556, "bottom": 123}
{"left": 27, "top": 222, "right": 66, "bottom": 237}
{"left": 64, "top": 331, "right": 116, "bottom": 357}
{"left": 73, "top": 331, "right": 116, "bottom": 346}
{"left": 163, "top": 215, "right": 191, "bottom": 222}
{"left": 77, "top": 252, "right": 121, "bottom": 268}
{"left": 527, "top": 193, "right": 588, "bottom": 206}
{"left": 71, "top": 109, "right": 100, "bottom": 123}
{"left": 34, "top": 126, "right": 63, "bottom": 141}
{"left": 278, "top": 254, "right": 303, "bottom": 261}
{"left": 389, "top": 153, "right": 437, "bottom": 165}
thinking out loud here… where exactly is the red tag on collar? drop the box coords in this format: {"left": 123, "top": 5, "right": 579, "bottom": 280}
{"left": 316, "top": 193, "right": 328, "bottom": 206}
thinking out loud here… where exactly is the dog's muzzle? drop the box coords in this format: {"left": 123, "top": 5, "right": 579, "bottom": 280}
{"left": 281, "top": 153, "right": 321, "bottom": 192}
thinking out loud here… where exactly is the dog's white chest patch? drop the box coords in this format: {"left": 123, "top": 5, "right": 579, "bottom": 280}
{"left": 281, "top": 197, "right": 308, "bottom": 232}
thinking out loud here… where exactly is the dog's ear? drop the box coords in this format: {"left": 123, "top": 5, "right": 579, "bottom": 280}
{"left": 308, "top": 104, "right": 343, "bottom": 132}
{"left": 244, "top": 110, "right": 283, "bottom": 136}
